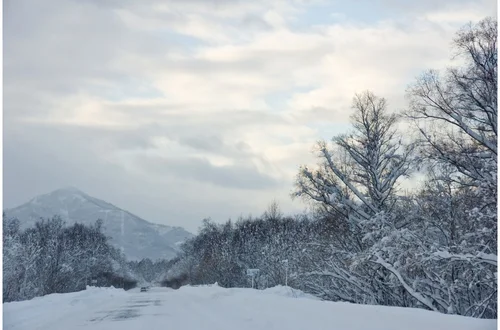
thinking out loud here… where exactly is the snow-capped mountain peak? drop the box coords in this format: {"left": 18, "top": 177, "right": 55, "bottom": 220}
{"left": 5, "top": 188, "right": 193, "bottom": 261}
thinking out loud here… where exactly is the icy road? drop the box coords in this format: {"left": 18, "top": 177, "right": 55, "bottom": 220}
{"left": 3, "top": 285, "right": 496, "bottom": 330}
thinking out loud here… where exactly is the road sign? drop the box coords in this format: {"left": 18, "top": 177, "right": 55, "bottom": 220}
{"left": 246, "top": 269, "right": 260, "bottom": 289}
{"left": 246, "top": 269, "right": 260, "bottom": 276}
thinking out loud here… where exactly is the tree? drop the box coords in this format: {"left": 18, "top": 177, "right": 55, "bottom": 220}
{"left": 405, "top": 17, "right": 497, "bottom": 317}
{"left": 3, "top": 215, "right": 22, "bottom": 302}
{"left": 294, "top": 91, "right": 416, "bottom": 306}
{"left": 406, "top": 17, "right": 497, "bottom": 196}
{"left": 263, "top": 200, "right": 283, "bottom": 221}
{"left": 3, "top": 217, "right": 138, "bottom": 302}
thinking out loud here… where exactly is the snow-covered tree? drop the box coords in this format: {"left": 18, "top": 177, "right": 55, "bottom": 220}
{"left": 407, "top": 18, "right": 497, "bottom": 194}
{"left": 294, "top": 91, "right": 417, "bottom": 305}
{"left": 3, "top": 215, "right": 23, "bottom": 302}
{"left": 291, "top": 18, "right": 497, "bottom": 318}
{"left": 3, "top": 217, "right": 138, "bottom": 302}
{"left": 401, "top": 17, "right": 497, "bottom": 317}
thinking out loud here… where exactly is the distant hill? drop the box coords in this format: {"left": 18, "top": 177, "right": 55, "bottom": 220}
{"left": 4, "top": 187, "right": 193, "bottom": 261}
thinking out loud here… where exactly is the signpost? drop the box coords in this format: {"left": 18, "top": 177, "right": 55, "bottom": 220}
{"left": 281, "top": 259, "right": 289, "bottom": 287}
{"left": 246, "top": 269, "right": 260, "bottom": 289}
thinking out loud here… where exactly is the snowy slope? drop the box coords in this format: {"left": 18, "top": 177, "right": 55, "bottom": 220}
{"left": 3, "top": 285, "right": 495, "bottom": 330}
{"left": 4, "top": 187, "right": 193, "bottom": 260}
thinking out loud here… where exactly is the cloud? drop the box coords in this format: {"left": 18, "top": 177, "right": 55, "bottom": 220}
{"left": 4, "top": 0, "right": 495, "bottom": 232}
{"left": 135, "top": 155, "right": 282, "bottom": 190}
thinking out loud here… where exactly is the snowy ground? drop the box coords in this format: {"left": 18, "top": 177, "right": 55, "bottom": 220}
{"left": 3, "top": 285, "right": 496, "bottom": 330}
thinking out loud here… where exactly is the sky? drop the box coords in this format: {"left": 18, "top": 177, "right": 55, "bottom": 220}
{"left": 3, "top": 0, "right": 496, "bottom": 233}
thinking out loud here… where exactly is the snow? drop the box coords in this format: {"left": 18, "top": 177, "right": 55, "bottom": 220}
{"left": 261, "top": 285, "right": 319, "bottom": 300}
{"left": 3, "top": 285, "right": 495, "bottom": 330}
{"left": 3, "top": 286, "right": 128, "bottom": 330}
{"left": 433, "top": 251, "right": 498, "bottom": 266}
{"left": 151, "top": 223, "right": 174, "bottom": 236}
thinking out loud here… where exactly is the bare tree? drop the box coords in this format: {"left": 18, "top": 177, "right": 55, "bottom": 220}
{"left": 406, "top": 17, "right": 497, "bottom": 192}
{"left": 263, "top": 200, "right": 283, "bottom": 221}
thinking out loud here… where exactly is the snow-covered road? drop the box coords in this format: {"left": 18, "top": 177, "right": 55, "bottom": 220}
{"left": 3, "top": 285, "right": 496, "bottom": 330}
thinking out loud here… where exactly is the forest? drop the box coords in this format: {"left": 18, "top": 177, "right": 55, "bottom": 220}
{"left": 3, "top": 17, "right": 496, "bottom": 319}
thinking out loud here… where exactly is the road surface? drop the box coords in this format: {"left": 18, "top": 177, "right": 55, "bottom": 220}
{"left": 3, "top": 285, "right": 496, "bottom": 330}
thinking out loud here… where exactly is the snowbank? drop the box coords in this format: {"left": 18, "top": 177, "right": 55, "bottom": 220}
{"left": 172, "top": 285, "right": 495, "bottom": 330}
{"left": 3, "top": 285, "right": 495, "bottom": 330}
{"left": 4, "top": 286, "right": 127, "bottom": 330}
{"left": 261, "top": 285, "right": 319, "bottom": 300}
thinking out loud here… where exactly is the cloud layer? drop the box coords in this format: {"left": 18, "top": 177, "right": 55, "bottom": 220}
{"left": 4, "top": 0, "right": 496, "bottom": 232}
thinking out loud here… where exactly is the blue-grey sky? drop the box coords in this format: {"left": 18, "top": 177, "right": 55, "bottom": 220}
{"left": 3, "top": 0, "right": 496, "bottom": 233}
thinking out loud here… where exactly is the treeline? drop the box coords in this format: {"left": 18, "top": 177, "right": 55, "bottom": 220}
{"left": 166, "top": 210, "right": 318, "bottom": 289}
{"left": 168, "top": 18, "right": 497, "bottom": 318}
{"left": 3, "top": 216, "right": 137, "bottom": 302}
{"left": 128, "top": 258, "right": 178, "bottom": 285}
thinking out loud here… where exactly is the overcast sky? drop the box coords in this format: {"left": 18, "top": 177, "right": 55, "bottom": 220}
{"left": 4, "top": 0, "right": 496, "bottom": 233}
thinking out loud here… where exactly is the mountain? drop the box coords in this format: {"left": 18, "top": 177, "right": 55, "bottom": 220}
{"left": 4, "top": 187, "right": 193, "bottom": 261}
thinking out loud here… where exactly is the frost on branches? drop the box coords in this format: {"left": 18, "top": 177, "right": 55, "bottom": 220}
{"left": 293, "top": 18, "right": 496, "bottom": 318}
{"left": 2, "top": 216, "right": 138, "bottom": 302}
